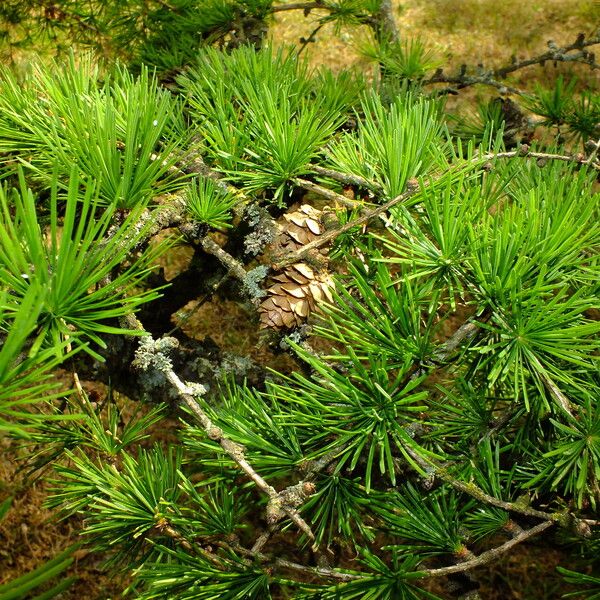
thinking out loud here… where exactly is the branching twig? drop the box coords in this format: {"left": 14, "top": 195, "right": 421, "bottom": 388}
{"left": 167, "top": 372, "right": 317, "bottom": 547}
{"left": 433, "top": 318, "right": 483, "bottom": 363}
{"left": 425, "top": 67, "right": 525, "bottom": 95}
{"left": 295, "top": 177, "right": 366, "bottom": 209}
{"left": 298, "top": 22, "right": 327, "bottom": 55}
{"left": 584, "top": 137, "right": 600, "bottom": 166}
{"left": 495, "top": 33, "right": 600, "bottom": 78}
{"left": 273, "top": 178, "right": 422, "bottom": 268}
{"left": 250, "top": 445, "right": 344, "bottom": 555}
{"left": 128, "top": 319, "right": 320, "bottom": 550}
{"left": 215, "top": 520, "right": 554, "bottom": 583}
{"left": 274, "top": 557, "right": 361, "bottom": 582}
{"left": 375, "top": 0, "right": 400, "bottom": 43}
{"left": 309, "top": 164, "right": 382, "bottom": 191}
{"left": 403, "top": 445, "right": 563, "bottom": 522}
{"left": 419, "top": 521, "right": 555, "bottom": 577}
{"left": 481, "top": 145, "right": 600, "bottom": 171}
{"left": 220, "top": 538, "right": 362, "bottom": 581}
{"left": 424, "top": 32, "right": 600, "bottom": 94}
{"left": 200, "top": 237, "right": 248, "bottom": 283}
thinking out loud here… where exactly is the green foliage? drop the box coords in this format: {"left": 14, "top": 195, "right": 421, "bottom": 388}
{"left": 300, "top": 553, "right": 440, "bottom": 599}
{"left": 524, "top": 76, "right": 578, "bottom": 127}
{"left": 0, "top": 57, "right": 187, "bottom": 207}
{"left": 314, "top": 68, "right": 368, "bottom": 117}
{"left": 128, "top": 0, "right": 273, "bottom": 73}
{"left": 0, "top": 284, "right": 73, "bottom": 437}
{"left": 0, "top": 170, "right": 168, "bottom": 359}
{"left": 327, "top": 93, "right": 448, "bottom": 198}
{"left": 559, "top": 567, "right": 600, "bottom": 599}
{"left": 360, "top": 35, "right": 441, "bottom": 81}
{"left": 173, "top": 476, "right": 249, "bottom": 538}
{"left": 69, "top": 395, "right": 166, "bottom": 456}
{"left": 450, "top": 98, "right": 508, "bottom": 143}
{"left": 306, "top": 0, "right": 383, "bottom": 33}
{"left": 182, "top": 46, "right": 345, "bottom": 201}
{"left": 185, "top": 177, "right": 239, "bottom": 230}
{"left": 0, "top": 9, "right": 599, "bottom": 600}
{"left": 565, "top": 91, "right": 600, "bottom": 143}
{"left": 50, "top": 445, "right": 183, "bottom": 565}
{"left": 377, "top": 171, "right": 491, "bottom": 308}
{"left": 379, "top": 485, "right": 465, "bottom": 556}
{"left": 183, "top": 380, "right": 304, "bottom": 480}
{"left": 273, "top": 344, "right": 433, "bottom": 490}
{"left": 137, "top": 548, "right": 274, "bottom": 600}
{"left": 233, "top": 87, "right": 342, "bottom": 199}
{"left": 315, "top": 262, "right": 435, "bottom": 364}
{"left": 301, "top": 474, "right": 376, "bottom": 546}
{"left": 0, "top": 0, "right": 274, "bottom": 74}
{"left": 463, "top": 442, "right": 512, "bottom": 540}
{"left": 525, "top": 395, "right": 600, "bottom": 509}
{"left": 525, "top": 77, "right": 600, "bottom": 143}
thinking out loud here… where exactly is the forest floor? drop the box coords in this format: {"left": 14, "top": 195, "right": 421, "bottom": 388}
{"left": 0, "top": 1, "right": 598, "bottom": 598}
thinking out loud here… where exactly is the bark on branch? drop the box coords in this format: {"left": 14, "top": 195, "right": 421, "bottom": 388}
{"left": 126, "top": 315, "right": 320, "bottom": 550}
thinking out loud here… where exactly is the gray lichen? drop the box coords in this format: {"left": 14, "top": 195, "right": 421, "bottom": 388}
{"left": 243, "top": 204, "right": 276, "bottom": 256}
{"left": 183, "top": 381, "right": 208, "bottom": 397}
{"left": 132, "top": 336, "right": 179, "bottom": 389}
{"left": 213, "top": 353, "right": 255, "bottom": 379}
{"left": 133, "top": 335, "right": 179, "bottom": 373}
{"left": 242, "top": 265, "right": 269, "bottom": 301}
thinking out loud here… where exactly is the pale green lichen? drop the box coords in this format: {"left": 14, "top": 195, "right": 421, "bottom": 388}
{"left": 242, "top": 265, "right": 268, "bottom": 300}
{"left": 243, "top": 204, "right": 276, "bottom": 256}
{"left": 133, "top": 336, "right": 179, "bottom": 373}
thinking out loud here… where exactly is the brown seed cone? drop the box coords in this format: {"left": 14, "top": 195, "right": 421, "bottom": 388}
{"left": 274, "top": 204, "right": 329, "bottom": 255}
{"left": 259, "top": 205, "right": 334, "bottom": 330}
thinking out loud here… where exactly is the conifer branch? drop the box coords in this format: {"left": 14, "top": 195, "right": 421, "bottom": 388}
{"left": 169, "top": 378, "right": 318, "bottom": 546}
{"left": 424, "top": 69, "right": 525, "bottom": 95}
{"left": 584, "top": 137, "right": 600, "bottom": 166}
{"left": 250, "top": 528, "right": 276, "bottom": 553}
{"left": 403, "top": 445, "right": 563, "bottom": 522}
{"left": 309, "top": 164, "right": 382, "bottom": 190}
{"left": 273, "top": 178, "right": 422, "bottom": 268}
{"left": 279, "top": 143, "right": 597, "bottom": 268}
{"left": 159, "top": 510, "right": 557, "bottom": 586}
{"left": 298, "top": 22, "right": 327, "bottom": 54}
{"left": 424, "top": 32, "right": 600, "bottom": 93}
{"left": 219, "top": 522, "right": 555, "bottom": 583}
{"left": 128, "top": 317, "right": 319, "bottom": 549}
{"left": 375, "top": 0, "right": 400, "bottom": 43}
{"left": 200, "top": 237, "right": 249, "bottom": 284}
{"left": 5, "top": 14, "right": 599, "bottom": 596}
{"left": 481, "top": 145, "right": 600, "bottom": 171}
{"left": 419, "top": 520, "right": 555, "bottom": 577}
{"left": 217, "top": 538, "right": 363, "bottom": 581}
{"left": 294, "top": 177, "right": 365, "bottom": 209}
{"left": 154, "top": 517, "right": 194, "bottom": 553}
{"left": 249, "top": 447, "right": 344, "bottom": 554}
{"left": 274, "top": 560, "right": 361, "bottom": 581}
{"left": 432, "top": 318, "right": 483, "bottom": 362}
{"left": 494, "top": 33, "right": 600, "bottom": 77}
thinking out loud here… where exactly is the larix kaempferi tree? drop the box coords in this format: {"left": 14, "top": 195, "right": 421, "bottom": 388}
{"left": 0, "top": 2, "right": 599, "bottom": 599}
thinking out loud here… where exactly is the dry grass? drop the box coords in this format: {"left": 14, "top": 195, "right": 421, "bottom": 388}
{"left": 271, "top": 0, "right": 599, "bottom": 88}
